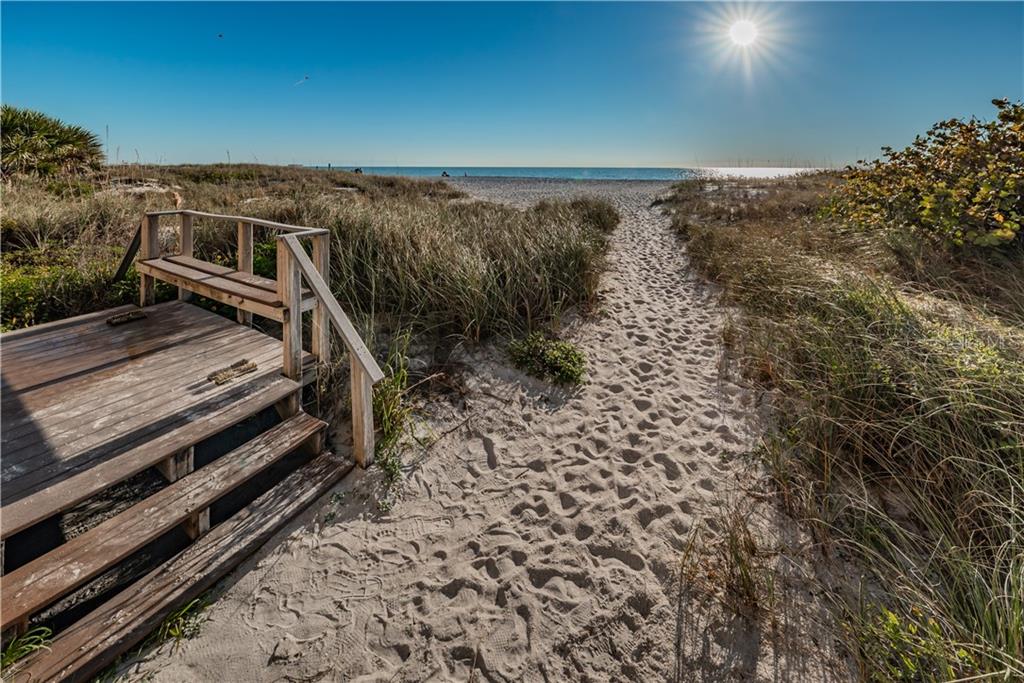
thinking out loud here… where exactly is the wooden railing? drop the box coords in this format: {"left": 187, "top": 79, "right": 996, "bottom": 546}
{"left": 126, "top": 210, "right": 385, "bottom": 466}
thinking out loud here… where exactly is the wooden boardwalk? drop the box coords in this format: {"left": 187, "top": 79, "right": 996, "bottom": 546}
{"left": 1, "top": 210, "right": 384, "bottom": 682}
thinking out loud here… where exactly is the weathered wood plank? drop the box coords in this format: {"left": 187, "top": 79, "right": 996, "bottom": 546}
{"left": 0, "top": 301, "right": 203, "bottom": 357}
{"left": 178, "top": 213, "right": 194, "bottom": 301}
{"left": 1, "top": 315, "right": 248, "bottom": 401}
{"left": 1, "top": 341, "right": 283, "bottom": 466}
{"left": 1, "top": 322, "right": 256, "bottom": 421}
{"left": 112, "top": 224, "right": 142, "bottom": 284}
{"left": 0, "top": 305, "right": 136, "bottom": 344}
{"left": 139, "top": 215, "right": 160, "bottom": 307}
{"left": 155, "top": 447, "right": 193, "bottom": 483}
{"left": 148, "top": 209, "right": 330, "bottom": 236}
{"left": 237, "top": 221, "right": 253, "bottom": 325}
{"left": 15, "top": 451, "right": 351, "bottom": 683}
{"left": 0, "top": 412, "right": 326, "bottom": 631}
{"left": 277, "top": 241, "right": 303, "bottom": 382}
{"left": 1, "top": 329, "right": 270, "bottom": 450}
{"left": 0, "top": 374, "right": 300, "bottom": 538}
{"left": 164, "top": 255, "right": 313, "bottom": 301}
{"left": 351, "top": 357, "right": 375, "bottom": 468}
{"left": 311, "top": 232, "right": 331, "bottom": 365}
{"left": 281, "top": 235, "right": 384, "bottom": 383}
{"left": 138, "top": 258, "right": 282, "bottom": 307}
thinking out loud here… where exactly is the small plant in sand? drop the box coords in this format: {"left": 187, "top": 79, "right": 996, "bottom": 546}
{"left": 855, "top": 605, "right": 978, "bottom": 682}
{"left": 1, "top": 625, "right": 52, "bottom": 671}
{"left": 681, "top": 506, "right": 776, "bottom": 620}
{"left": 372, "top": 332, "right": 414, "bottom": 511}
{"left": 509, "top": 332, "right": 586, "bottom": 385}
{"left": 149, "top": 597, "right": 208, "bottom": 650}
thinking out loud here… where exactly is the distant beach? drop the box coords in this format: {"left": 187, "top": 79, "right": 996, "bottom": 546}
{"left": 308, "top": 166, "right": 821, "bottom": 181}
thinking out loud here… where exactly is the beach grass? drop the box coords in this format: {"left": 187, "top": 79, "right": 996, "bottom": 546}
{"left": 1, "top": 164, "right": 618, "bottom": 338}
{"left": 661, "top": 169, "right": 1024, "bottom": 680}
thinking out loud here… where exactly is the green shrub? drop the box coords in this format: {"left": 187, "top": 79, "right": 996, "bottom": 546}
{"left": 509, "top": 332, "right": 586, "bottom": 385}
{"left": 831, "top": 99, "right": 1023, "bottom": 248}
{"left": 0, "top": 248, "right": 140, "bottom": 330}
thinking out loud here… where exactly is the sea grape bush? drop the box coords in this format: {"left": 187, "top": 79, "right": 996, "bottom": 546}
{"left": 831, "top": 99, "right": 1023, "bottom": 248}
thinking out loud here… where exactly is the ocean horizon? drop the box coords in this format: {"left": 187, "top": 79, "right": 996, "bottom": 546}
{"left": 308, "top": 166, "right": 821, "bottom": 181}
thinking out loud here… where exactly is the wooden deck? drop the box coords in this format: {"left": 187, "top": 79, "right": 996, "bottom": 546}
{"left": 1, "top": 209, "right": 386, "bottom": 681}
{"left": 1, "top": 301, "right": 314, "bottom": 540}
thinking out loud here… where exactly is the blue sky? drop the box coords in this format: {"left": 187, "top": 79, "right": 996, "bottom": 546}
{"left": 2, "top": 2, "right": 1021, "bottom": 167}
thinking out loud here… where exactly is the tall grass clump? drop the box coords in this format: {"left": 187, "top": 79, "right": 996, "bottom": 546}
{"left": 1, "top": 123, "right": 618, "bottom": 336}
{"left": 311, "top": 196, "right": 618, "bottom": 338}
{"left": 662, "top": 115, "right": 1024, "bottom": 679}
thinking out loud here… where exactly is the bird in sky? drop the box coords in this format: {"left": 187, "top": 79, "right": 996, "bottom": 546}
{"left": 217, "top": 33, "right": 223, "bottom": 39}
{"left": 294, "top": 75, "right": 310, "bottom": 86}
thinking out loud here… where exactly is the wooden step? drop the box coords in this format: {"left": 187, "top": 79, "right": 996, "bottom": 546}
{"left": 11, "top": 451, "right": 352, "bottom": 683}
{"left": 1, "top": 373, "right": 302, "bottom": 540}
{"left": 137, "top": 257, "right": 316, "bottom": 322}
{"left": 0, "top": 412, "right": 326, "bottom": 631}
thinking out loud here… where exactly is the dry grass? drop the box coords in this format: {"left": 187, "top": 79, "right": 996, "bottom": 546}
{"left": 1, "top": 165, "right": 618, "bottom": 336}
{"left": 662, "top": 173, "right": 1024, "bottom": 681}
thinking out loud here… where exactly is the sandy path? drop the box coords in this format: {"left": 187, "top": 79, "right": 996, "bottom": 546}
{"left": 124, "top": 179, "right": 850, "bottom": 682}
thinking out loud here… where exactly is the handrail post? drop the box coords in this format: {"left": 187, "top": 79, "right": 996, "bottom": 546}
{"left": 237, "top": 221, "right": 254, "bottom": 326}
{"left": 311, "top": 232, "right": 331, "bottom": 366}
{"left": 277, "top": 237, "right": 303, "bottom": 389}
{"left": 178, "top": 213, "right": 193, "bottom": 301}
{"left": 350, "top": 357, "right": 374, "bottom": 467}
{"left": 282, "top": 234, "right": 382, "bottom": 468}
{"left": 139, "top": 214, "right": 160, "bottom": 307}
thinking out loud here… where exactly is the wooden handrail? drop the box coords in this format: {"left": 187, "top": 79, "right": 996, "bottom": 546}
{"left": 145, "top": 209, "right": 328, "bottom": 236}
{"left": 128, "top": 209, "right": 383, "bottom": 466}
{"left": 281, "top": 233, "right": 383, "bottom": 467}
{"left": 280, "top": 235, "right": 384, "bottom": 383}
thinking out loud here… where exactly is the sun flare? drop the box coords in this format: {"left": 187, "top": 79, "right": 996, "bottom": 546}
{"left": 695, "top": 4, "right": 791, "bottom": 85}
{"left": 729, "top": 20, "right": 758, "bottom": 47}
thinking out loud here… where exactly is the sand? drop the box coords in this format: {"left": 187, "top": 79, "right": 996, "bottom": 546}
{"left": 120, "top": 179, "right": 853, "bottom": 682}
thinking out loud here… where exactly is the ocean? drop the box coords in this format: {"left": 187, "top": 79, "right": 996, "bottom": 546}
{"left": 309, "top": 166, "right": 819, "bottom": 180}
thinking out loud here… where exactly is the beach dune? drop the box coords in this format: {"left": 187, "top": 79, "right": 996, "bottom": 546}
{"left": 121, "top": 178, "right": 851, "bottom": 682}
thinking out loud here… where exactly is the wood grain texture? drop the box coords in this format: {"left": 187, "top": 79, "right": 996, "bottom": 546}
{"left": 277, "top": 240, "right": 303, "bottom": 381}
{"left": 13, "top": 451, "right": 351, "bottom": 683}
{"left": 350, "top": 356, "right": 375, "bottom": 468}
{"left": 311, "top": 232, "right": 331, "bottom": 366}
{"left": 0, "top": 302, "right": 313, "bottom": 538}
{"left": 0, "top": 412, "right": 326, "bottom": 630}
{"left": 178, "top": 213, "right": 194, "bottom": 301}
{"left": 281, "top": 235, "right": 384, "bottom": 383}
{"left": 139, "top": 215, "right": 160, "bottom": 306}
{"left": 236, "top": 221, "right": 253, "bottom": 325}
{"left": 144, "top": 209, "right": 330, "bottom": 236}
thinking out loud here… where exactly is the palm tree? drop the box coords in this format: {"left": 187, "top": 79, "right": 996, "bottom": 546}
{"left": 1, "top": 105, "right": 104, "bottom": 178}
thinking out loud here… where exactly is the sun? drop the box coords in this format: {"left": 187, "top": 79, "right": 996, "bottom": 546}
{"left": 693, "top": 4, "right": 791, "bottom": 85}
{"left": 729, "top": 20, "right": 758, "bottom": 47}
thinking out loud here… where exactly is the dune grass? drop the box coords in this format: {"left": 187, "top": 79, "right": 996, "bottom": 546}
{"left": 661, "top": 170, "right": 1024, "bottom": 680}
{"left": 1, "top": 164, "right": 618, "bottom": 338}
